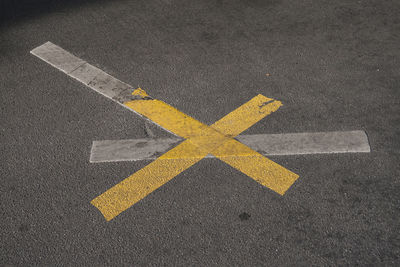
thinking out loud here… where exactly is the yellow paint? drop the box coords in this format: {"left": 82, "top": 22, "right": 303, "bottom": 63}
{"left": 91, "top": 141, "right": 206, "bottom": 221}
{"left": 132, "top": 87, "right": 149, "bottom": 98}
{"left": 212, "top": 139, "right": 298, "bottom": 195}
{"left": 91, "top": 92, "right": 299, "bottom": 221}
{"left": 211, "top": 95, "right": 282, "bottom": 137}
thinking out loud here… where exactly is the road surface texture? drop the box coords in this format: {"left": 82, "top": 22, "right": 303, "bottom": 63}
{"left": 1, "top": 0, "right": 399, "bottom": 265}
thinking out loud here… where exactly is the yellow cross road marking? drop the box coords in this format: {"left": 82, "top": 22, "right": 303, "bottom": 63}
{"left": 91, "top": 90, "right": 299, "bottom": 221}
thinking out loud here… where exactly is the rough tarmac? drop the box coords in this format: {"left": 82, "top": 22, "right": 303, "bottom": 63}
{"left": 1, "top": 0, "right": 399, "bottom": 265}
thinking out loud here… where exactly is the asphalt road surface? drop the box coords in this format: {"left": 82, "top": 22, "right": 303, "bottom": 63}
{"left": 1, "top": 0, "right": 400, "bottom": 265}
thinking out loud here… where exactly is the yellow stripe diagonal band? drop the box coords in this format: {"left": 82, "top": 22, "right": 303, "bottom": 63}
{"left": 30, "top": 42, "right": 299, "bottom": 222}
{"left": 91, "top": 89, "right": 299, "bottom": 221}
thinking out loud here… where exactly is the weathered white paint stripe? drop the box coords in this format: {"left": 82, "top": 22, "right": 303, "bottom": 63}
{"left": 30, "top": 42, "right": 177, "bottom": 136}
{"left": 31, "top": 42, "right": 134, "bottom": 103}
{"left": 90, "top": 130, "right": 370, "bottom": 162}
{"left": 30, "top": 42, "right": 85, "bottom": 74}
{"left": 90, "top": 138, "right": 183, "bottom": 163}
{"left": 237, "top": 130, "right": 370, "bottom": 155}
{"left": 30, "top": 43, "right": 371, "bottom": 163}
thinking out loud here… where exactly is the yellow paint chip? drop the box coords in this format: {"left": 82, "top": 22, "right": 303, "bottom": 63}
{"left": 132, "top": 87, "right": 149, "bottom": 98}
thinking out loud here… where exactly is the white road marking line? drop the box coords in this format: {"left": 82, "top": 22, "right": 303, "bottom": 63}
{"left": 90, "top": 130, "right": 370, "bottom": 162}
{"left": 237, "top": 130, "right": 370, "bottom": 155}
{"left": 90, "top": 138, "right": 183, "bottom": 163}
{"left": 30, "top": 42, "right": 371, "bottom": 165}
{"left": 31, "top": 42, "right": 177, "bottom": 136}
{"left": 31, "top": 42, "right": 134, "bottom": 103}
{"left": 30, "top": 42, "right": 85, "bottom": 74}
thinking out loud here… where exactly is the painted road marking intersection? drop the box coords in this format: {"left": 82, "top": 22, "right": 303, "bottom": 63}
{"left": 31, "top": 42, "right": 298, "bottom": 221}
{"left": 103, "top": 91, "right": 299, "bottom": 221}
{"left": 31, "top": 42, "right": 370, "bottom": 221}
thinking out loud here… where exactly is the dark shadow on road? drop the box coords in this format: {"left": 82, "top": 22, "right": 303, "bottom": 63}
{"left": 0, "top": 0, "right": 108, "bottom": 25}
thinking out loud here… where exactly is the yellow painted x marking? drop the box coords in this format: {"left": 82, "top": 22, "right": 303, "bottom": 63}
{"left": 91, "top": 89, "right": 299, "bottom": 221}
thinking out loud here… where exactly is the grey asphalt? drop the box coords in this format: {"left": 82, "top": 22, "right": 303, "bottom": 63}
{"left": 1, "top": 0, "right": 400, "bottom": 265}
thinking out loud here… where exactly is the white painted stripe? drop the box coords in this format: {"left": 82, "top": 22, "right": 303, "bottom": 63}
{"left": 90, "top": 131, "right": 370, "bottom": 162}
{"left": 30, "top": 42, "right": 85, "bottom": 74}
{"left": 30, "top": 43, "right": 371, "bottom": 164}
{"left": 31, "top": 42, "right": 177, "bottom": 136}
{"left": 90, "top": 138, "right": 182, "bottom": 163}
{"left": 31, "top": 42, "right": 134, "bottom": 103}
{"left": 237, "top": 130, "right": 370, "bottom": 155}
